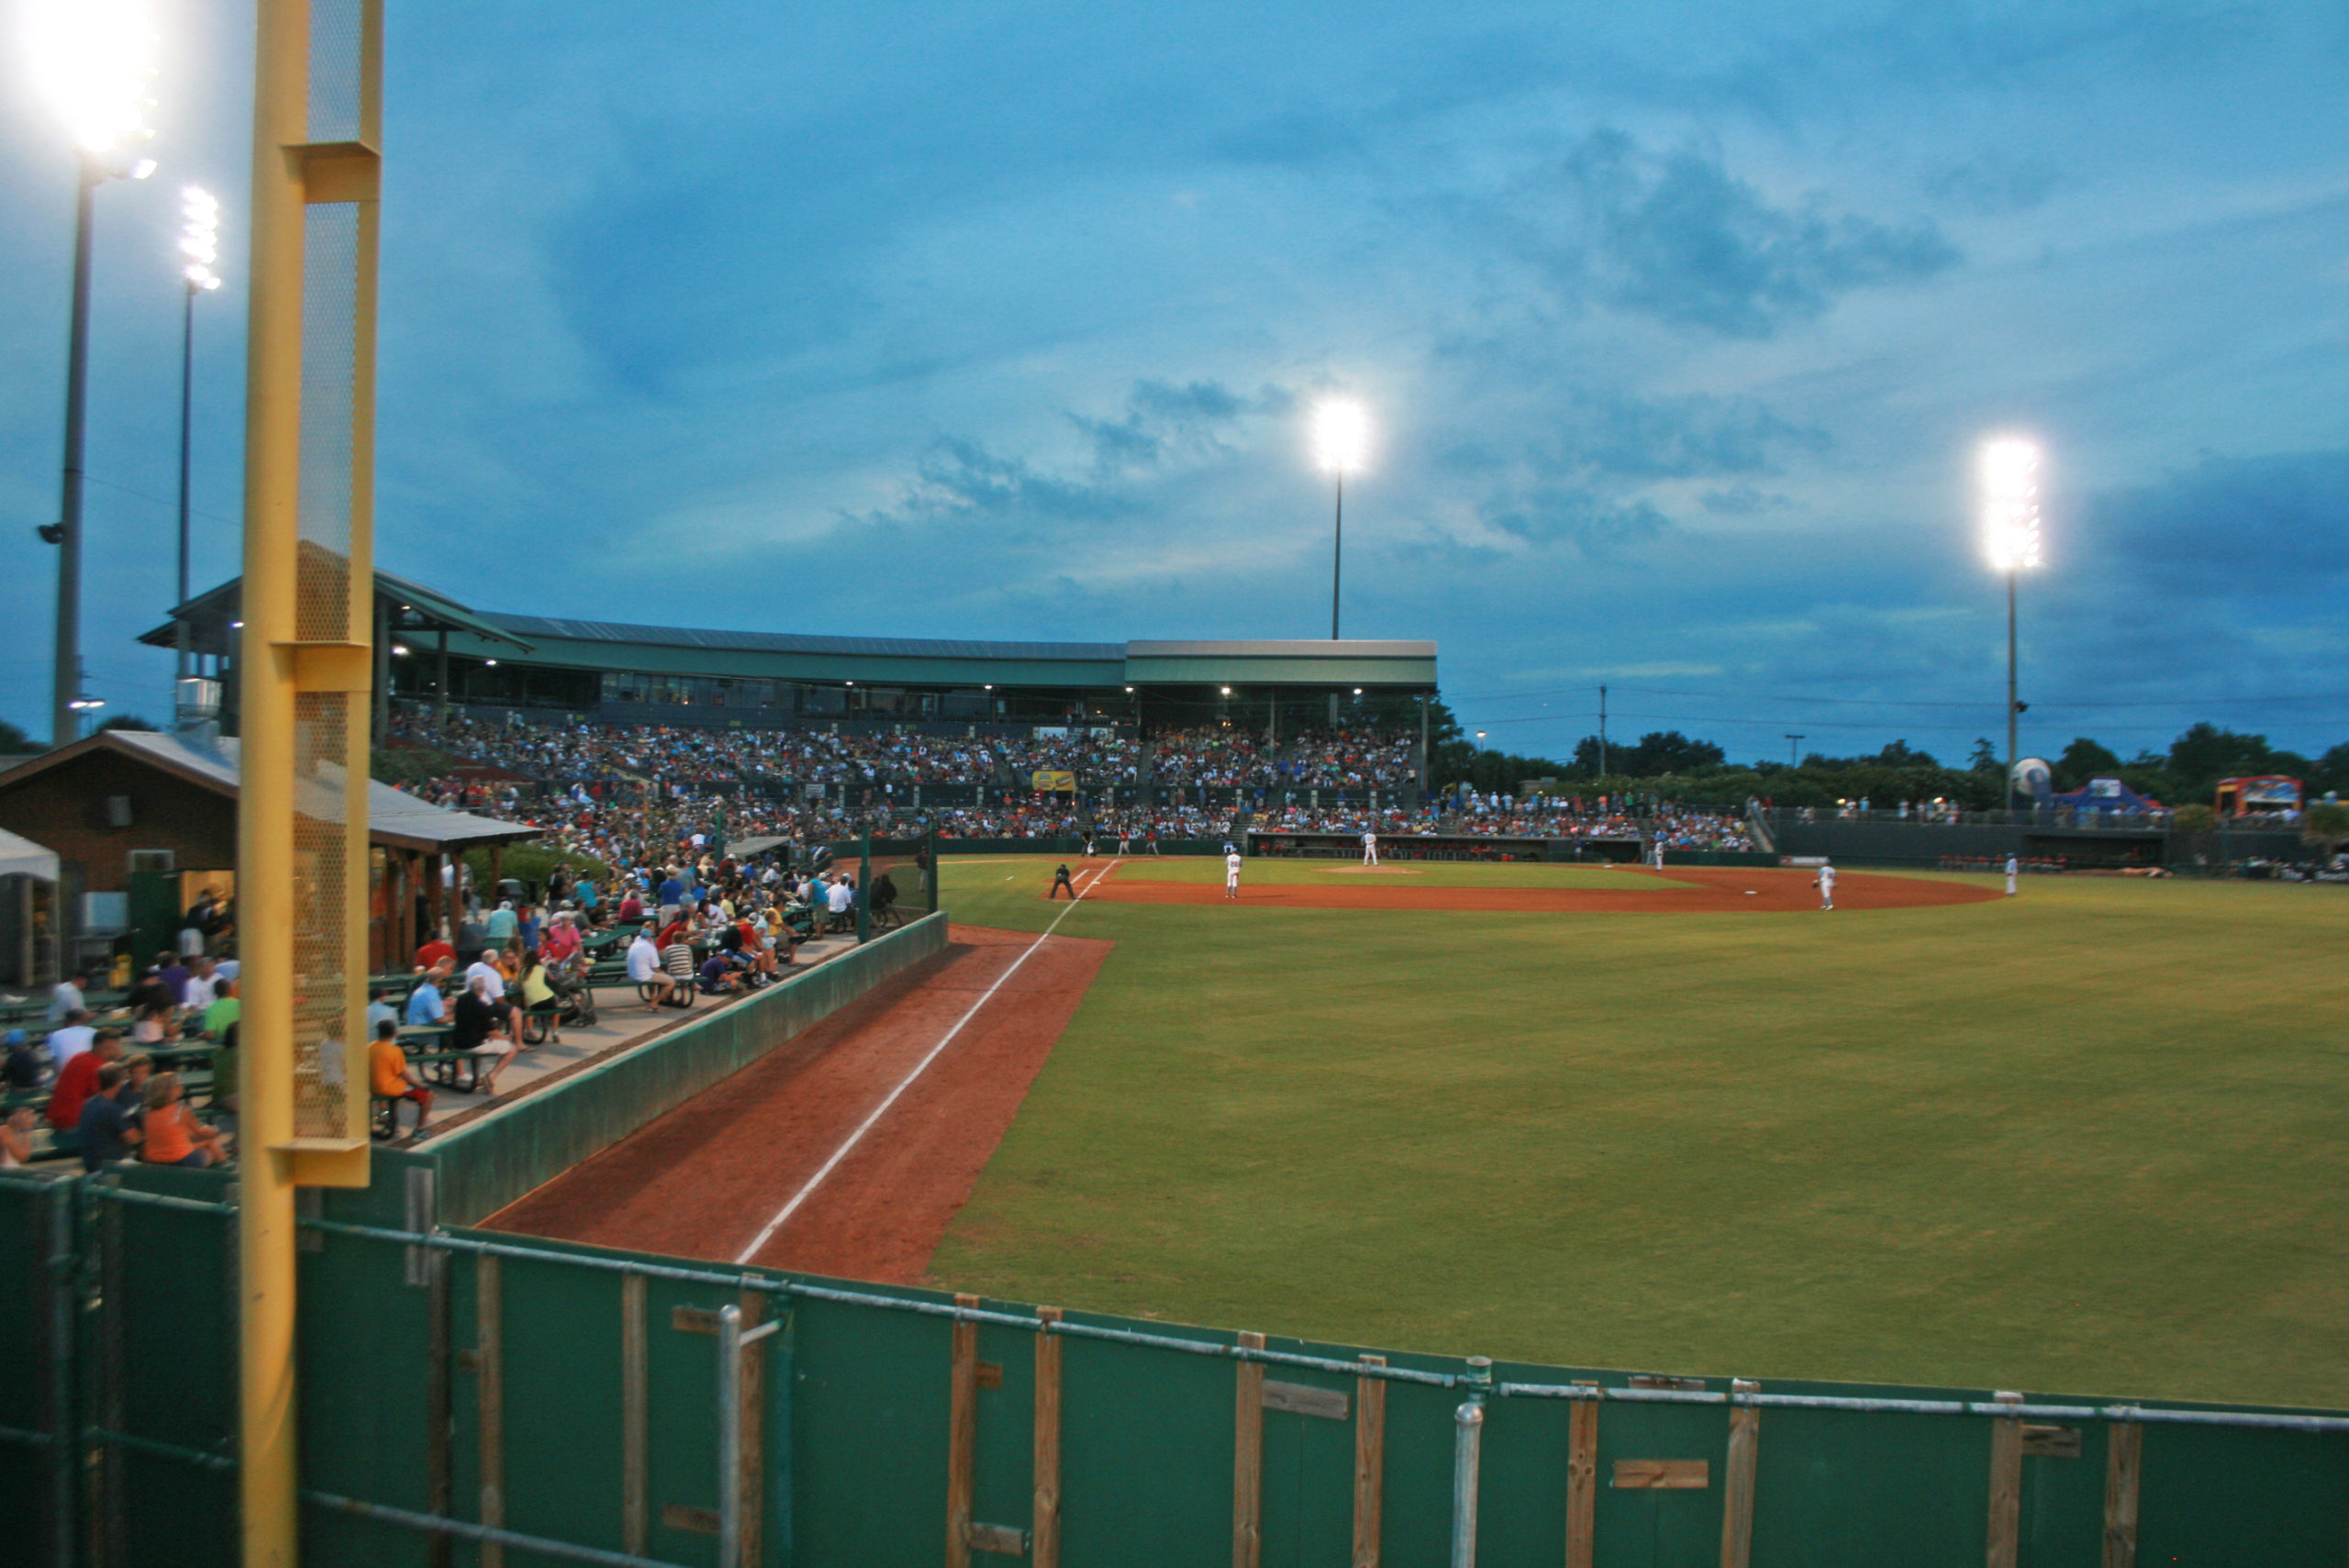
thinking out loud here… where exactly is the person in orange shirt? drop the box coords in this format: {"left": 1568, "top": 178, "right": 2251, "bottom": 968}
{"left": 139, "top": 1073, "right": 224, "bottom": 1167}
{"left": 369, "top": 1018, "right": 433, "bottom": 1135}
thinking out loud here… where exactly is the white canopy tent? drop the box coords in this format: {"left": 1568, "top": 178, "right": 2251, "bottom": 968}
{"left": 0, "top": 828, "right": 58, "bottom": 883}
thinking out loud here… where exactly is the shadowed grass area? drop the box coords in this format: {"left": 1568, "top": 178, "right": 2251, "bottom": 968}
{"left": 930, "top": 857, "right": 2349, "bottom": 1407}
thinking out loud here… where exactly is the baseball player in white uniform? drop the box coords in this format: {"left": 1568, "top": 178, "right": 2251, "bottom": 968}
{"left": 1361, "top": 829, "right": 1378, "bottom": 866}
{"left": 2004, "top": 853, "right": 2018, "bottom": 896}
{"left": 1224, "top": 848, "right": 1243, "bottom": 900}
{"left": 1816, "top": 861, "right": 1836, "bottom": 911}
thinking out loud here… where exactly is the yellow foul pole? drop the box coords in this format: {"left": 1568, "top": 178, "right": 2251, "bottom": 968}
{"left": 238, "top": 0, "right": 383, "bottom": 1561}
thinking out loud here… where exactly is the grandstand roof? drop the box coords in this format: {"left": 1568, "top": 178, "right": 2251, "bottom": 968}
{"left": 142, "top": 571, "right": 1438, "bottom": 691}
{"left": 483, "top": 613, "right": 1121, "bottom": 663}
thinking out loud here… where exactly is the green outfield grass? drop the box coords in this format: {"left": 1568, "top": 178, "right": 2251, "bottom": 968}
{"left": 926, "top": 858, "right": 2349, "bottom": 1407}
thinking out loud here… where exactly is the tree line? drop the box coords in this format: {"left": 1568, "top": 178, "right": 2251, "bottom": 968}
{"left": 1427, "top": 699, "right": 2349, "bottom": 813}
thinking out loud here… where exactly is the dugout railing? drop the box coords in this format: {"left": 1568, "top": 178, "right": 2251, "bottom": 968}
{"left": 5, "top": 1154, "right": 2346, "bottom": 1568}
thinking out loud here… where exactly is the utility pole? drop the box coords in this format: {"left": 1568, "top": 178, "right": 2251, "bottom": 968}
{"left": 1598, "top": 685, "right": 1608, "bottom": 775}
{"left": 1786, "top": 734, "right": 1805, "bottom": 768}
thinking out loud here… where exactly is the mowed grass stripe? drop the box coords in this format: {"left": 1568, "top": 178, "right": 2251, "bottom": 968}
{"left": 930, "top": 860, "right": 2347, "bottom": 1405}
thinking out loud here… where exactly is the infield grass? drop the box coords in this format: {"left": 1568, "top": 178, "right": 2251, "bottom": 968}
{"left": 928, "top": 858, "right": 2348, "bottom": 1407}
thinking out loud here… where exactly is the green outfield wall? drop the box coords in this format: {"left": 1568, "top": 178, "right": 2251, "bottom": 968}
{"left": 5, "top": 1158, "right": 2345, "bottom": 1568}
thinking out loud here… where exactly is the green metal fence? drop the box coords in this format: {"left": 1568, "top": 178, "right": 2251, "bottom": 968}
{"left": 6, "top": 1154, "right": 2347, "bottom": 1568}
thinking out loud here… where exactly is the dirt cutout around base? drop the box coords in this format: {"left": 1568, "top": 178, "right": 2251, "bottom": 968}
{"left": 1074, "top": 863, "right": 1999, "bottom": 913}
{"left": 484, "top": 924, "right": 1111, "bottom": 1284}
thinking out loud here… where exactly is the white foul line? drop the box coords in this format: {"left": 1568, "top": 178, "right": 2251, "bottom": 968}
{"left": 733, "top": 858, "right": 1119, "bottom": 1264}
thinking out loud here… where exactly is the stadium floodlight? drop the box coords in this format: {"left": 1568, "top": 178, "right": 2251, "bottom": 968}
{"left": 29, "top": 0, "right": 161, "bottom": 745}
{"left": 27, "top": 0, "right": 161, "bottom": 154}
{"left": 1979, "top": 436, "right": 2043, "bottom": 807}
{"left": 1980, "top": 438, "right": 2041, "bottom": 573}
{"left": 1311, "top": 399, "right": 1370, "bottom": 640}
{"left": 179, "top": 185, "right": 221, "bottom": 290}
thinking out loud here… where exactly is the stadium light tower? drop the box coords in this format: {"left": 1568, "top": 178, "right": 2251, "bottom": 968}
{"left": 1312, "top": 399, "right": 1369, "bottom": 640}
{"left": 175, "top": 186, "right": 222, "bottom": 686}
{"left": 1980, "top": 437, "right": 2043, "bottom": 806}
{"left": 27, "top": 0, "right": 161, "bottom": 745}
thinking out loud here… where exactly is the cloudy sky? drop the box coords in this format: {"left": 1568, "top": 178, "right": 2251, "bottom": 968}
{"left": 3, "top": 1, "right": 2345, "bottom": 763}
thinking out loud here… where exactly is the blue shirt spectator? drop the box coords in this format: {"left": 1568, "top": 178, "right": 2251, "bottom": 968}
{"left": 405, "top": 981, "right": 447, "bottom": 1027}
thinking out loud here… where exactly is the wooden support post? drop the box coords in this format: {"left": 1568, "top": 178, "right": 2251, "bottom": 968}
{"left": 1234, "top": 1331, "right": 1265, "bottom": 1568}
{"left": 947, "top": 1293, "right": 979, "bottom": 1568}
{"left": 621, "top": 1273, "right": 647, "bottom": 1557}
{"left": 1564, "top": 1384, "right": 1598, "bottom": 1568}
{"left": 1986, "top": 1391, "right": 2023, "bottom": 1568}
{"left": 737, "top": 1288, "right": 766, "bottom": 1568}
{"left": 422, "top": 1240, "right": 452, "bottom": 1568}
{"left": 477, "top": 1254, "right": 505, "bottom": 1568}
{"left": 1720, "top": 1381, "right": 1758, "bottom": 1568}
{"left": 1033, "top": 1308, "right": 1063, "bottom": 1568}
{"left": 2101, "top": 1420, "right": 2141, "bottom": 1568}
{"left": 1353, "top": 1354, "right": 1386, "bottom": 1568}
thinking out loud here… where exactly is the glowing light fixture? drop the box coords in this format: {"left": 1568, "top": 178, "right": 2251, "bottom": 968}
{"left": 1980, "top": 438, "right": 2041, "bottom": 573}
{"left": 1979, "top": 435, "right": 2045, "bottom": 804}
{"left": 179, "top": 186, "right": 221, "bottom": 290}
{"left": 1312, "top": 400, "right": 1370, "bottom": 473}
{"left": 27, "top": 0, "right": 161, "bottom": 154}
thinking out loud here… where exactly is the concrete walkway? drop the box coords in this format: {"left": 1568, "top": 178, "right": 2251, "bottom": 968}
{"left": 386, "top": 929, "right": 864, "bottom": 1140}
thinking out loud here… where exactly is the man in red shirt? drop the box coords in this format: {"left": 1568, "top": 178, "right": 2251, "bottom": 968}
{"left": 415, "top": 933, "right": 456, "bottom": 970}
{"left": 48, "top": 1029, "right": 125, "bottom": 1137}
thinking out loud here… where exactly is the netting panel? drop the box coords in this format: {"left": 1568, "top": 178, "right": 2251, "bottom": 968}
{"left": 306, "top": 0, "right": 364, "bottom": 143}
{"left": 291, "top": 692, "right": 353, "bottom": 1140}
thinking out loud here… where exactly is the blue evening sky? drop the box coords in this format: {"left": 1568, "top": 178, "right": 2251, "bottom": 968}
{"left": 3, "top": 1, "right": 2345, "bottom": 763}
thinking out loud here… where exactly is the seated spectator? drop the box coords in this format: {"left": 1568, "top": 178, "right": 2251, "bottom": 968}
{"left": 2, "top": 1105, "right": 35, "bottom": 1168}
{"left": 3, "top": 1029, "right": 44, "bottom": 1091}
{"left": 129, "top": 1000, "right": 173, "bottom": 1049}
{"left": 118, "top": 1053, "right": 154, "bottom": 1116}
{"left": 661, "top": 935, "right": 697, "bottom": 995}
{"left": 76, "top": 1064, "right": 140, "bottom": 1170}
{"left": 697, "top": 951, "right": 741, "bottom": 995}
{"left": 49, "top": 970, "right": 90, "bottom": 1025}
{"left": 450, "top": 975, "right": 518, "bottom": 1095}
{"left": 541, "top": 909, "right": 583, "bottom": 964}
{"left": 365, "top": 984, "right": 401, "bottom": 1037}
{"left": 47, "top": 1009, "right": 95, "bottom": 1071}
{"left": 414, "top": 931, "right": 455, "bottom": 970}
{"left": 139, "top": 1072, "right": 224, "bottom": 1167}
{"left": 517, "top": 950, "right": 562, "bottom": 1043}
{"left": 47, "top": 1029, "right": 125, "bottom": 1144}
{"left": 153, "top": 950, "right": 192, "bottom": 1006}
{"left": 406, "top": 962, "right": 451, "bottom": 1027}
{"left": 369, "top": 1018, "right": 432, "bottom": 1134}
{"left": 627, "top": 929, "right": 674, "bottom": 1010}
{"left": 184, "top": 956, "right": 220, "bottom": 1010}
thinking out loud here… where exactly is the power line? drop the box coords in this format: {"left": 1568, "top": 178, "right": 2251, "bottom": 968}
{"left": 1451, "top": 680, "right": 2349, "bottom": 712}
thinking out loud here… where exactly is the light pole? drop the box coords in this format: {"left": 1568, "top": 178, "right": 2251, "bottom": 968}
{"left": 1786, "top": 734, "right": 1804, "bottom": 768}
{"left": 1981, "top": 438, "right": 2043, "bottom": 810}
{"left": 28, "top": 0, "right": 161, "bottom": 745}
{"left": 175, "top": 187, "right": 223, "bottom": 686}
{"left": 1311, "top": 400, "right": 1369, "bottom": 639}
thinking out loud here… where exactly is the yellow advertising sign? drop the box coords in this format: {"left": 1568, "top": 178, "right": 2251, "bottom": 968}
{"left": 1032, "top": 771, "right": 1076, "bottom": 793}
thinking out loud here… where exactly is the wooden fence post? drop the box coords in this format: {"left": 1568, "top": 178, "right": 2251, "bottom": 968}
{"left": 1986, "top": 1392, "right": 2023, "bottom": 1568}
{"left": 1234, "top": 1331, "right": 1265, "bottom": 1568}
{"left": 1034, "top": 1307, "right": 1063, "bottom": 1568}
{"left": 2102, "top": 1419, "right": 2141, "bottom": 1568}
{"left": 1564, "top": 1384, "right": 1598, "bottom": 1568}
{"left": 947, "top": 1293, "right": 979, "bottom": 1568}
{"left": 477, "top": 1254, "right": 504, "bottom": 1568}
{"left": 1720, "top": 1380, "right": 1759, "bottom": 1568}
{"left": 1353, "top": 1354, "right": 1386, "bottom": 1568}
{"left": 738, "top": 1289, "right": 766, "bottom": 1568}
{"left": 620, "top": 1273, "right": 647, "bottom": 1557}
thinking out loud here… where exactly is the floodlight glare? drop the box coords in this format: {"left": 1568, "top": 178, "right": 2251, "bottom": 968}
{"left": 1981, "top": 437, "right": 2042, "bottom": 573}
{"left": 27, "top": 0, "right": 161, "bottom": 153}
{"left": 1312, "top": 400, "right": 1370, "bottom": 473}
{"left": 179, "top": 186, "right": 221, "bottom": 290}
